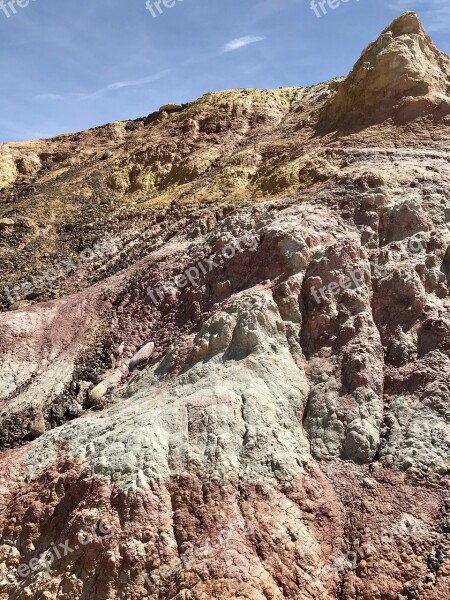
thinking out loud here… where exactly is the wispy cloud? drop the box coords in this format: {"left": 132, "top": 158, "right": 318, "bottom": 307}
{"left": 35, "top": 93, "right": 64, "bottom": 101}
{"left": 36, "top": 70, "right": 170, "bottom": 102}
{"left": 221, "top": 35, "right": 265, "bottom": 53}
{"left": 388, "top": 0, "right": 450, "bottom": 33}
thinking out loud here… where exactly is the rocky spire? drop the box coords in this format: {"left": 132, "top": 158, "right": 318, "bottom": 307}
{"left": 319, "top": 12, "right": 450, "bottom": 132}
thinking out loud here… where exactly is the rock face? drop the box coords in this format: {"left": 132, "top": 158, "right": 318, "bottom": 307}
{"left": 0, "top": 12, "right": 449, "bottom": 600}
{"left": 320, "top": 11, "right": 450, "bottom": 131}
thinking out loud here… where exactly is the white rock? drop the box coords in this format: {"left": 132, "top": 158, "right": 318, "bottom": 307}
{"left": 89, "top": 383, "right": 108, "bottom": 403}
{"left": 129, "top": 341, "right": 155, "bottom": 371}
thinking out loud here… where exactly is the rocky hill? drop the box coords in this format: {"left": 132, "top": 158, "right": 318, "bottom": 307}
{"left": 0, "top": 12, "right": 449, "bottom": 600}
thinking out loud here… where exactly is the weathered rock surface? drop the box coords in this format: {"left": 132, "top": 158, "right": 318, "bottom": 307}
{"left": 0, "top": 12, "right": 449, "bottom": 600}
{"left": 320, "top": 11, "right": 450, "bottom": 132}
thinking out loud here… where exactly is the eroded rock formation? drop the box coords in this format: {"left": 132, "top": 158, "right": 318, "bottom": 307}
{"left": 0, "top": 12, "right": 449, "bottom": 600}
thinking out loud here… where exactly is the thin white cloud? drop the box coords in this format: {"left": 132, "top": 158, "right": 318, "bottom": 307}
{"left": 35, "top": 70, "right": 170, "bottom": 102}
{"left": 221, "top": 35, "right": 265, "bottom": 53}
{"left": 77, "top": 71, "right": 171, "bottom": 99}
{"left": 35, "top": 93, "right": 64, "bottom": 101}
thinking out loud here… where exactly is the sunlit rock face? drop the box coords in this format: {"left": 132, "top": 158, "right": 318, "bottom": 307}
{"left": 319, "top": 11, "right": 450, "bottom": 132}
{"left": 0, "top": 13, "right": 450, "bottom": 600}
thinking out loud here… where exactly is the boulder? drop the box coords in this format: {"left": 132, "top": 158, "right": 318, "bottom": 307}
{"left": 129, "top": 341, "right": 155, "bottom": 371}
{"left": 89, "top": 383, "right": 108, "bottom": 404}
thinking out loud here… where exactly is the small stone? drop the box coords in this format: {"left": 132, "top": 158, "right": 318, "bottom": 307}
{"left": 0, "top": 218, "right": 15, "bottom": 229}
{"left": 30, "top": 418, "right": 46, "bottom": 438}
{"left": 101, "top": 151, "right": 113, "bottom": 160}
{"left": 363, "top": 478, "right": 377, "bottom": 489}
{"left": 89, "top": 383, "right": 108, "bottom": 403}
{"left": 68, "top": 402, "right": 83, "bottom": 416}
{"left": 401, "top": 552, "right": 410, "bottom": 563}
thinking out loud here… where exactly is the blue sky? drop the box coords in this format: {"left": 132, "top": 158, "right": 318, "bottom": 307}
{"left": 0, "top": 0, "right": 449, "bottom": 142}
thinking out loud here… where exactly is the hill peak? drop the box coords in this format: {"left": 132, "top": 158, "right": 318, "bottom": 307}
{"left": 383, "top": 11, "right": 424, "bottom": 36}
{"left": 319, "top": 12, "right": 450, "bottom": 132}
